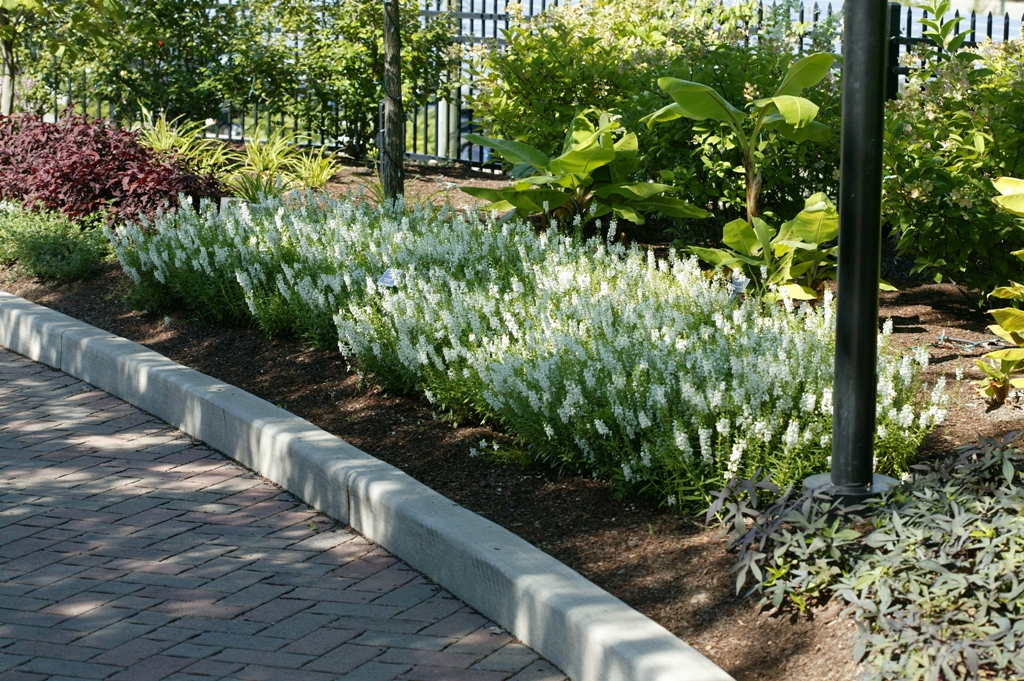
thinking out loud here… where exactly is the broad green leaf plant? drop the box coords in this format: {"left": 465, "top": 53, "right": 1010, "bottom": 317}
{"left": 643, "top": 51, "right": 836, "bottom": 225}
{"left": 978, "top": 177, "right": 1024, "bottom": 406}
{"left": 690, "top": 192, "right": 839, "bottom": 300}
{"left": 461, "top": 110, "right": 709, "bottom": 226}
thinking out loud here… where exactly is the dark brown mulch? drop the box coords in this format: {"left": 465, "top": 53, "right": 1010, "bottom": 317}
{"left": 0, "top": 230, "right": 1009, "bottom": 681}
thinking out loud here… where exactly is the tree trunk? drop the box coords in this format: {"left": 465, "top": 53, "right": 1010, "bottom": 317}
{"left": 0, "top": 9, "right": 14, "bottom": 117}
{"left": 381, "top": 0, "right": 404, "bottom": 200}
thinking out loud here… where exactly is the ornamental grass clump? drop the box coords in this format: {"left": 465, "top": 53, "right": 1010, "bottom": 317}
{"left": 716, "top": 435, "right": 1024, "bottom": 681}
{"left": 107, "top": 194, "right": 946, "bottom": 512}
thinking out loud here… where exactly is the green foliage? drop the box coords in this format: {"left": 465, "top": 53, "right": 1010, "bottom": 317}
{"left": 226, "top": 173, "right": 289, "bottom": 204}
{"left": 135, "top": 108, "right": 235, "bottom": 180}
{"left": 137, "top": 114, "right": 341, "bottom": 195}
{"left": 289, "top": 146, "right": 342, "bottom": 190}
{"left": 715, "top": 434, "right": 1024, "bottom": 680}
{"left": 975, "top": 179, "right": 1024, "bottom": 406}
{"left": 462, "top": 110, "right": 709, "bottom": 226}
{"left": 468, "top": 0, "right": 842, "bottom": 225}
{"left": 883, "top": 2, "right": 1024, "bottom": 296}
{"left": 645, "top": 51, "right": 835, "bottom": 225}
{"left": 0, "top": 203, "right": 109, "bottom": 280}
{"left": 690, "top": 192, "right": 839, "bottom": 300}
{"left": 692, "top": 193, "right": 895, "bottom": 300}
{"left": 225, "top": 128, "right": 341, "bottom": 199}
{"left": 227, "top": 0, "right": 457, "bottom": 159}
{"left": 16, "top": 0, "right": 456, "bottom": 159}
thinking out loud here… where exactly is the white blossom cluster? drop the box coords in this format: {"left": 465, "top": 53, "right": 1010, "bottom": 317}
{"left": 107, "top": 194, "right": 947, "bottom": 513}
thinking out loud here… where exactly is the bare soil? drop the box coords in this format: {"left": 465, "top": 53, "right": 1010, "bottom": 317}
{"left": 0, "top": 186, "right": 1012, "bottom": 680}
{"left": 323, "top": 159, "right": 508, "bottom": 212}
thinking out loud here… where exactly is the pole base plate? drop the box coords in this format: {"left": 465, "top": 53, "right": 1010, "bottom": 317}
{"left": 802, "top": 472, "right": 899, "bottom": 501}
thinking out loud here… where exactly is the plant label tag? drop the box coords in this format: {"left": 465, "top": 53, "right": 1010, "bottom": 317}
{"left": 730, "top": 275, "right": 751, "bottom": 300}
{"left": 377, "top": 269, "right": 402, "bottom": 287}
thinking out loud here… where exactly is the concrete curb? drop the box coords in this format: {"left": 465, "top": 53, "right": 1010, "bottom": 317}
{"left": 0, "top": 291, "right": 735, "bottom": 681}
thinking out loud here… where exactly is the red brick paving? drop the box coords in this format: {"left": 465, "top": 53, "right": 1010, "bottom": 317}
{"left": 0, "top": 348, "right": 567, "bottom": 681}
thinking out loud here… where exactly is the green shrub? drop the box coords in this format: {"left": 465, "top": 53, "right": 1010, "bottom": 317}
{"left": 462, "top": 109, "right": 709, "bottom": 226}
{"left": 883, "top": 12, "right": 1024, "bottom": 296}
{"left": 0, "top": 205, "right": 110, "bottom": 281}
{"left": 107, "top": 194, "right": 944, "bottom": 513}
{"left": 467, "top": 0, "right": 841, "bottom": 225}
{"left": 715, "top": 434, "right": 1024, "bottom": 681}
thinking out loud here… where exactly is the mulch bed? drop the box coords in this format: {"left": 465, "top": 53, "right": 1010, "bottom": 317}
{"left": 0, "top": 181, "right": 1015, "bottom": 680}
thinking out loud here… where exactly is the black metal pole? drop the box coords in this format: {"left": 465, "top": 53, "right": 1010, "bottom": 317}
{"left": 830, "top": 0, "right": 893, "bottom": 498}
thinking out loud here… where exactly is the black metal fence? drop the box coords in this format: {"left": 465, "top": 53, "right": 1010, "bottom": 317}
{"left": 886, "top": 2, "right": 1023, "bottom": 100}
{"left": 40, "top": 1, "right": 1024, "bottom": 168}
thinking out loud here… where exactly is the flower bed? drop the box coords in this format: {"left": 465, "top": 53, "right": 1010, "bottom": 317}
{"left": 107, "top": 195, "right": 946, "bottom": 512}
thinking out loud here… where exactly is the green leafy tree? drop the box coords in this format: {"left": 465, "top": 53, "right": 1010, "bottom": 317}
{"left": 0, "top": 0, "right": 124, "bottom": 115}
{"left": 218, "top": 0, "right": 456, "bottom": 159}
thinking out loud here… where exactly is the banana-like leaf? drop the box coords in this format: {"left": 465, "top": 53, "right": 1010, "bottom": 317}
{"left": 879, "top": 279, "right": 897, "bottom": 292}
{"left": 991, "top": 282, "right": 1024, "bottom": 300}
{"left": 592, "top": 182, "right": 674, "bottom": 200}
{"left": 689, "top": 246, "right": 745, "bottom": 268}
{"left": 994, "top": 192, "right": 1024, "bottom": 218}
{"left": 760, "top": 96, "right": 820, "bottom": 128}
{"left": 787, "top": 193, "right": 838, "bottom": 244}
{"left": 501, "top": 189, "right": 572, "bottom": 214}
{"left": 994, "top": 177, "right": 1024, "bottom": 217}
{"left": 774, "top": 239, "right": 818, "bottom": 252}
{"left": 640, "top": 196, "right": 711, "bottom": 219}
{"left": 656, "top": 78, "right": 745, "bottom": 124}
{"left": 977, "top": 358, "right": 1004, "bottom": 379}
{"left": 762, "top": 115, "right": 832, "bottom": 143}
{"left": 774, "top": 52, "right": 837, "bottom": 97}
{"left": 723, "top": 219, "right": 761, "bottom": 256}
{"left": 464, "top": 134, "right": 550, "bottom": 170}
{"left": 986, "top": 348, "right": 1024, "bottom": 362}
{"left": 549, "top": 145, "right": 616, "bottom": 175}
{"left": 562, "top": 114, "right": 597, "bottom": 153}
{"left": 788, "top": 260, "right": 817, "bottom": 278}
{"left": 752, "top": 217, "right": 776, "bottom": 258}
{"left": 994, "top": 177, "right": 1024, "bottom": 195}
{"left": 779, "top": 283, "right": 818, "bottom": 300}
{"left": 459, "top": 186, "right": 503, "bottom": 202}
{"left": 608, "top": 133, "right": 639, "bottom": 183}
{"left": 512, "top": 175, "right": 566, "bottom": 190}
{"left": 989, "top": 324, "right": 1024, "bottom": 346}
{"left": 610, "top": 203, "right": 645, "bottom": 225}
{"left": 1011, "top": 378, "right": 1024, "bottom": 388}
{"left": 642, "top": 103, "right": 686, "bottom": 129}
{"left": 992, "top": 307, "right": 1024, "bottom": 332}
{"left": 510, "top": 163, "right": 539, "bottom": 179}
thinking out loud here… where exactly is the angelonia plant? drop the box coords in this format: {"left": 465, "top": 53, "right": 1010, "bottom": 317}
{"left": 106, "top": 193, "right": 946, "bottom": 514}
{"left": 461, "top": 110, "right": 710, "bottom": 226}
{"left": 643, "top": 51, "right": 835, "bottom": 225}
{"left": 977, "top": 177, "right": 1024, "bottom": 406}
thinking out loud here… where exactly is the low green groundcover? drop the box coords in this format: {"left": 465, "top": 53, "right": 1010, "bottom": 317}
{"left": 716, "top": 435, "right": 1024, "bottom": 681}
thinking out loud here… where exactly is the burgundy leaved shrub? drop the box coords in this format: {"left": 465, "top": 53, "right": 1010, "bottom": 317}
{"left": 0, "top": 114, "right": 223, "bottom": 224}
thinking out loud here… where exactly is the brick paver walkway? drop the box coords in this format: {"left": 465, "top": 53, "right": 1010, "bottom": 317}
{"left": 0, "top": 347, "right": 566, "bottom": 681}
